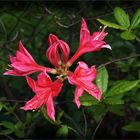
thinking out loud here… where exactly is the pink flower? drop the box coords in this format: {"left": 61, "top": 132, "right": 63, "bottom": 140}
{"left": 68, "top": 61, "right": 101, "bottom": 108}
{"left": 3, "top": 41, "right": 53, "bottom": 76}
{"left": 46, "top": 34, "right": 70, "bottom": 68}
{"left": 68, "top": 18, "right": 111, "bottom": 65}
{"left": 21, "top": 72, "right": 63, "bottom": 121}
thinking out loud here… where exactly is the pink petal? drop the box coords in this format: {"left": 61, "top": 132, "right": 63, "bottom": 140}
{"left": 18, "top": 41, "right": 35, "bottom": 63}
{"left": 21, "top": 95, "right": 44, "bottom": 110}
{"left": 16, "top": 51, "right": 33, "bottom": 64}
{"left": 26, "top": 76, "right": 36, "bottom": 92}
{"left": 10, "top": 56, "right": 16, "bottom": 63}
{"left": 91, "top": 31, "right": 106, "bottom": 41}
{"left": 82, "top": 82, "right": 101, "bottom": 101}
{"left": 37, "top": 72, "right": 52, "bottom": 87}
{"left": 74, "top": 87, "right": 84, "bottom": 108}
{"left": 80, "top": 18, "right": 90, "bottom": 45}
{"left": 11, "top": 63, "right": 37, "bottom": 72}
{"left": 3, "top": 70, "right": 23, "bottom": 76}
{"left": 74, "top": 61, "right": 97, "bottom": 81}
{"left": 59, "top": 40, "right": 70, "bottom": 64}
{"left": 51, "top": 79, "right": 63, "bottom": 97}
{"left": 48, "top": 34, "right": 58, "bottom": 45}
{"left": 46, "top": 42, "right": 61, "bottom": 68}
{"left": 46, "top": 95, "right": 55, "bottom": 121}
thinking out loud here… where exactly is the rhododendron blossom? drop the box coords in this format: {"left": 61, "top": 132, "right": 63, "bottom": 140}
{"left": 3, "top": 41, "right": 54, "bottom": 76}
{"left": 4, "top": 18, "right": 111, "bottom": 121}
{"left": 22, "top": 72, "right": 63, "bottom": 121}
{"left": 68, "top": 61, "right": 101, "bottom": 108}
{"left": 68, "top": 18, "right": 111, "bottom": 66}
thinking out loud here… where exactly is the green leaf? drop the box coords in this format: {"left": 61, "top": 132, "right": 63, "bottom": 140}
{"left": 114, "top": 7, "right": 130, "bottom": 28}
{"left": 131, "top": 103, "right": 140, "bottom": 111}
{"left": 123, "top": 122, "right": 140, "bottom": 132}
{"left": 104, "top": 96, "right": 124, "bottom": 105}
{"left": 121, "top": 31, "right": 136, "bottom": 40}
{"left": 56, "top": 125, "right": 68, "bottom": 137}
{"left": 105, "top": 80, "right": 140, "bottom": 97}
{"left": 0, "top": 102, "right": 4, "bottom": 111}
{"left": 96, "top": 67, "right": 108, "bottom": 94}
{"left": 0, "top": 129, "right": 14, "bottom": 135}
{"left": 80, "top": 93, "right": 99, "bottom": 107}
{"left": 0, "top": 121, "right": 14, "bottom": 130}
{"left": 90, "top": 104, "right": 105, "bottom": 122}
{"left": 130, "top": 8, "right": 140, "bottom": 29}
{"left": 108, "top": 105, "right": 125, "bottom": 116}
{"left": 97, "top": 19, "right": 126, "bottom": 30}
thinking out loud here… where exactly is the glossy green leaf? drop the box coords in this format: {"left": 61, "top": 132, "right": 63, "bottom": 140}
{"left": 114, "top": 7, "right": 130, "bottom": 28}
{"left": 96, "top": 67, "right": 108, "bottom": 94}
{"left": 97, "top": 19, "right": 126, "bottom": 30}
{"left": 105, "top": 80, "right": 140, "bottom": 97}
{"left": 130, "top": 8, "right": 140, "bottom": 29}
{"left": 80, "top": 93, "right": 99, "bottom": 107}
{"left": 123, "top": 122, "right": 140, "bottom": 132}
{"left": 56, "top": 125, "right": 68, "bottom": 137}
{"left": 104, "top": 96, "right": 124, "bottom": 105}
{"left": 121, "top": 31, "right": 136, "bottom": 40}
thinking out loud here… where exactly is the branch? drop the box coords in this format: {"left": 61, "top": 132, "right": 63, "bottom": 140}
{"left": 57, "top": 106, "right": 85, "bottom": 139}
{"left": 91, "top": 112, "right": 107, "bottom": 140}
{"left": 97, "top": 54, "right": 140, "bottom": 69}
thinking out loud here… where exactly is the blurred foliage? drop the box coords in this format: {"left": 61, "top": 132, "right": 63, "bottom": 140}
{"left": 0, "top": 0, "right": 140, "bottom": 139}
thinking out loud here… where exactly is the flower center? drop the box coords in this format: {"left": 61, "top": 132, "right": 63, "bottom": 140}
{"left": 56, "top": 63, "right": 69, "bottom": 81}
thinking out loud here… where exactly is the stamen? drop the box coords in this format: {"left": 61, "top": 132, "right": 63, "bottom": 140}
{"left": 102, "top": 26, "right": 107, "bottom": 32}
{"left": 8, "top": 64, "right": 12, "bottom": 67}
{"left": 99, "top": 26, "right": 102, "bottom": 31}
{"left": 58, "top": 61, "right": 62, "bottom": 66}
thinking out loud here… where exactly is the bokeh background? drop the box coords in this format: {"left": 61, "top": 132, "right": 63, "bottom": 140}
{"left": 0, "top": 0, "right": 140, "bottom": 139}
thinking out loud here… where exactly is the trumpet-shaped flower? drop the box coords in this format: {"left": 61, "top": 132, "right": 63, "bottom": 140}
{"left": 4, "top": 41, "right": 53, "bottom": 76}
{"left": 21, "top": 72, "right": 63, "bottom": 121}
{"left": 68, "top": 18, "right": 111, "bottom": 65}
{"left": 46, "top": 34, "right": 70, "bottom": 68}
{"left": 68, "top": 61, "right": 101, "bottom": 108}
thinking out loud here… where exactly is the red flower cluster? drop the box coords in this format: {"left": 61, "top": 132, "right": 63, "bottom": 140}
{"left": 4, "top": 18, "right": 111, "bottom": 121}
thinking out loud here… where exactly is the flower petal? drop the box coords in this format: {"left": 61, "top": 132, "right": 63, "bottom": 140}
{"left": 21, "top": 95, "right": 44, "bottom": 110}
{"left": 74, "top": 87, "right": 84, "bottom": 108}
{"left": 80, "top": 18, "right": 90, "bottom": 45}
{"left": 48, "top": 34, "right": 58, "bottom": 46}
{"left": 51, "top": 79, "right": 63, "bottom": 97}
{"left": 37, "top": 72, "right": 52, "bottom": 87}
{"left": 18, "top": 41, "right": 35, "bottom": 63}
{"left": 26, "top": 76, "right": 36, "bottom": 92}
{"left": 46, "top": 95, "right": 55, "bottom": 121}
{"left": 91, "top": 31, "right": 107, "bottom": 41}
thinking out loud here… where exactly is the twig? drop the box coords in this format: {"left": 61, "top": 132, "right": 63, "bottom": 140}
{"left": 0, "top": 133, "right": 15, "bottom": 140}
{"left": 25, "top": 116, "right": 42, "bottom": 138}
{"left": 68, "top": 126, "right": 81, "bottom": 137}
{"left": 136, "top": 37, "right": 140, "bottom": 43}
{"left": 97, "top": 54, "right": 140, "bottom": 69}
{"left": 91, "top": 112, "right": 107, "bottom": 140}
{"left": 82, "top": 108, "right": 87, "bottom": 137}
{"left": 0, "top": 99, "right": 27, "bottom": 103}
{"left": 57, "top": 106, "right": 85, "bottom": 139}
